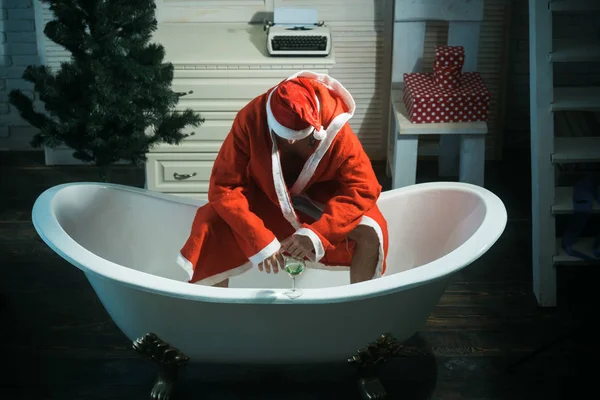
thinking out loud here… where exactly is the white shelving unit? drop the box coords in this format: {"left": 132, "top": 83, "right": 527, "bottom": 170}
{"left": 387, "top": 0, "right": 488, "bottom": 189}
{"left": 529, "top": 0, "right": 600, "bottom": 307}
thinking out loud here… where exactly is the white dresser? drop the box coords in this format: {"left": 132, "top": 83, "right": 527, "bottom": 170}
{"left": 145, "top": 23, "right": 336, "bottom": 200}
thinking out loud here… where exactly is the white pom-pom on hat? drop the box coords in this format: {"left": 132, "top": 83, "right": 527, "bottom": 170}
{"left": 313, "top": 127, "right": 327, "bottom": 140}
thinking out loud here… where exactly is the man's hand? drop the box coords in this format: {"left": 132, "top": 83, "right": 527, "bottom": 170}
{"left": 282, "top": 234, "right": 315, "bottom": 260}
{"left": 258, "top": 251, "right": 285, "bottom": 274}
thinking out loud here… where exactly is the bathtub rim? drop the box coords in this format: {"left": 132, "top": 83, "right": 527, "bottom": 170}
{"left": 31, "top": 181, "right": 507, "bottom": 305}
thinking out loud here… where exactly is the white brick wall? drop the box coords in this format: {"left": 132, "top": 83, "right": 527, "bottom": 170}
{"left": 0, "top": 0, "right": 40, "bottom": 150}
{"left": 504, "top": 0, "right": 600, "bottom": 150}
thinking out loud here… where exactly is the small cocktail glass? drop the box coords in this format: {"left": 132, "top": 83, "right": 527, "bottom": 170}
{"left": 282, "top": 255, "right": 306, "bottom": 299}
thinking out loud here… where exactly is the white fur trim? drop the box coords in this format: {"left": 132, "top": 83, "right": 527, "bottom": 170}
{"left": 193, "top": 263, "right": 253, "bottom": 287}
{"left": 266, "top": 90, "right": 321, "bottom": 140}
{"left": 176, "top": 253, "right": 195, "bottom": 281}
{"left": 249, "top": 237, "right": 282, "bottom": 265}
{"left": 285, "top": 71, "right": 356, "bottom": 196}
{"left": 264, "top": 70, "right": 357, "bottom": 230}
{"left": 358, "top": 215, "right": 386, "bottom": 279}
{"left": 269, "top": 129, "right": 302, "bottom": 230}
{"left": 294, "top": 227, "right": 326, "bottom": 262}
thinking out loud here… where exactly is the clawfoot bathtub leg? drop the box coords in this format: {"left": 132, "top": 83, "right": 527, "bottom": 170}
{"left": 132, "top": 332, "right": 190, "bottom": 400}
{"left": 356, "top": 377, "right": 387, "bottom": 400}
{"left": 348, "top": 333, "right": 403, "bottom": 400}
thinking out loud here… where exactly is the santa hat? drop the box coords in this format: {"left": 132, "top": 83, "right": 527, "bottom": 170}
{"left": 266, "top": 77, "right": 327, "bottom": 141}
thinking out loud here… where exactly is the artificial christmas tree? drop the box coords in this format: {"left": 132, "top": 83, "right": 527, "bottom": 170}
{"left": 9, "top": 0, "right": 203, "bottom": 181}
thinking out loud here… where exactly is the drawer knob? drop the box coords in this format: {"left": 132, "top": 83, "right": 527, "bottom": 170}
{"left": 173, "top": 172, "right": 197, "bottom": 180}
{"left": 176, "top": 90, "right": 194, "bottom": 97}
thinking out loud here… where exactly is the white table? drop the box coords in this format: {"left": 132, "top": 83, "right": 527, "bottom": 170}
{"left": 389, "top": 86, "right": 488, "bottom": 189}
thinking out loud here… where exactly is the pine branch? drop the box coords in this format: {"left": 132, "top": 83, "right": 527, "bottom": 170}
{"left": 42, "top": 0, "right": 89, "bottom": 58}
{"left": 154, "top": 110, "right": 205, "bottom": 145}
{"left": 8, "top": 88, "right": 59, "bottom": 149}
{"left": 10, "top": 0, "right": 203, "bottom": 173}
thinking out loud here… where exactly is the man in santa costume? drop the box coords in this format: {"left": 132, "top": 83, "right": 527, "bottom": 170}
{"left": 176, "top": 70, "right": 389, "bottom": 287}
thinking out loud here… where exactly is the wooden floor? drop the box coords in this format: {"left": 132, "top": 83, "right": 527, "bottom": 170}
{"left": 0, "top": 151, "right": 593, "bottom": 399}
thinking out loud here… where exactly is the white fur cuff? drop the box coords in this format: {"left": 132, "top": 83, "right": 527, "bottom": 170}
{"left": 294, "top": 227, "right": 325, "bottom": 262}
{"left": 176, "top": 253, "right": 195, "bottom": 281}
{"left": 248, "top": 238, "right": 281, "bottom": 265}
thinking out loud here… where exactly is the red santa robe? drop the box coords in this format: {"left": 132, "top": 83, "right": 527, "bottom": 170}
{"left": 176, "top": 70, "right": 389, "bottom": 286}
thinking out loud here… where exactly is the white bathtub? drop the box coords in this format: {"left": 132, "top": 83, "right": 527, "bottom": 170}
{"left": 32, "top": 181, "right": 506, "bottom": 365}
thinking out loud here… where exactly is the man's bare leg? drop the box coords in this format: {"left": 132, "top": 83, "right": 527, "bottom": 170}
{"left": 348, "top": 225, "right": 380, "bottom": 284}
{"left": 214, "top": 278, "right": 229, "bottom": 288}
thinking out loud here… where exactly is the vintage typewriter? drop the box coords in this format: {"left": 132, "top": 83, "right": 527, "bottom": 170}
{"left": 264, "top": 7, "right": 331, "bottom": 57}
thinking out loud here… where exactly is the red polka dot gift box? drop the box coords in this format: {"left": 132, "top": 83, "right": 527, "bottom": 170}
{"left": 434, "top": 45, "right": 465, "bottom": 69}
{"left": 434, "top": 65, "right": 462, "bottom": 90}
{"left": 433, "top": 45, "right": 465, "bottom": 89}
{"left": 402, "top": 72, "right": 491, "bottom": 124}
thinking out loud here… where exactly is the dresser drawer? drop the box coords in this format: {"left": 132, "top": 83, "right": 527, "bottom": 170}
{"left": 151, "top": 111, "right": 235, "bottom": 152}
{"left": 171, "top": 69, "right": 330, "bottom": 112}
{"left": 146, "top": 153, "right": 218, "bottom": 193}
{"left": 173, "top": 78, "right": 283, "bottom": 101}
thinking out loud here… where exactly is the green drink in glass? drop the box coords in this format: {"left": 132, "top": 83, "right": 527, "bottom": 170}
{"left": 283, "top": 255, "right": 305, "bottom": 299}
